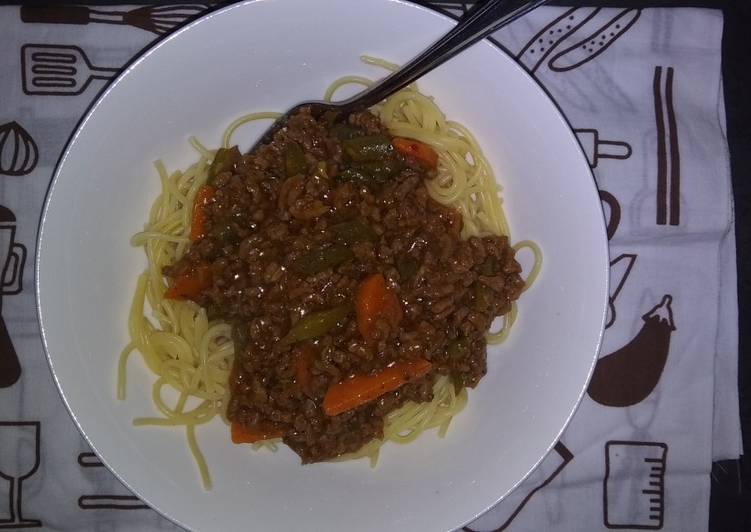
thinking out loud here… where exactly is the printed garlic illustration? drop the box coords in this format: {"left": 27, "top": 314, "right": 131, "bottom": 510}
{"left": 0, "top": 121, "right": 38, "bottom": 176}
{"left": 588, "top": 295, "right": 676, "bottom": 407}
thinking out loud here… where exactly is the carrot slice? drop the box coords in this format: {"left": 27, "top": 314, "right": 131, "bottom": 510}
{"left": 294, "top": 343, "right": 317, "bottom": 395}
{"left": 356, "top": 273, "right": 403, "bottom": 342}
{"left": 164, "top": 264, "right": 212, "bottom": 300}
{"left": 190, "top": 185, "right": 215, "bottom": 241}
{"left": 322, "top": 358, "right": 432, "bottom": 416}
{"left": 230, "top": 421, "right": 282, "bottom": 444}
{"left": 392, "top": 137, "right": 438, "bottom": 169}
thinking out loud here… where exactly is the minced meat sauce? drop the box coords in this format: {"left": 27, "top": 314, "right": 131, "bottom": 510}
{"left": 164, "top": 108, "right": 524, "bottom": 463}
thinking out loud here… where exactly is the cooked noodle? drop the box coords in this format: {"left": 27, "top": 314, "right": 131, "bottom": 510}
{"left": 118, "top": 56, "right": 541, "bottom": 488}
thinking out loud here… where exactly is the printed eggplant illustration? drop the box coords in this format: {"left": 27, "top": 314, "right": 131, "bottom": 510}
{"left": 588, "top": 295, "right": 676, "bottom": 407}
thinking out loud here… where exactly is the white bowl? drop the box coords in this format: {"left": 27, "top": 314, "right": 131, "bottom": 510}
{"left": 36, "top": 1, "right": 608, "bottom": 531}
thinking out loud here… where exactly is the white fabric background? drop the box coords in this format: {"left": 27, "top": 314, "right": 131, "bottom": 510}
{"left": 0, "top": 4, "right": 739, "bottom": 531}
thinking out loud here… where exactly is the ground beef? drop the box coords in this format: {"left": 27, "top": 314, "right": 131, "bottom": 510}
{"left": 166, "top": 107, "right": 524, "bottom": 463}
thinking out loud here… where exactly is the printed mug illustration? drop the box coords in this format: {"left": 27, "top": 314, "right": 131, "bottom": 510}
{"left": 20, "top": 4, "right": 209, "bottom": 36}
{"left": 462, "top": 442, "right": 574, "bottom": 532}
{"left": 606, "top": 254, "right": 637, "bottom": 330}
{"left": 21, "top": 44, "right": 121, "bottom": 97}
{"left": 604, "top": 440, "right": 667, "bottom": 530}
{"left": 0, "top": 122, "right": 38, "bottom": 177}
{"left": 0, "top": 422, "right": 41, "bottom": 529}
{"left": 599, "top": 189, "right": 621, "bottom": 241}
{"left": 588, "top": 295, "right": 676, "bottom": 407}
{"left": 652, "top": 66, "right": 680, "bottom": 226}
{"left": 0, "top": 206, "right": 26, "bottom": 389}
{"left": 573, "top": 128, "right": 632, "bottom": 169}
{"left": 75, "top": 452, "right": 148, "bottom": 510}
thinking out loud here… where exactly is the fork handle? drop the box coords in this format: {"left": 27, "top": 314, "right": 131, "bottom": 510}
{"left": 342, "top": 0, "right": 549, "bottom": 110}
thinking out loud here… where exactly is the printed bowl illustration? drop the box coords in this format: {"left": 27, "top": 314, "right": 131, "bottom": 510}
{"left": 36, "top": 1, "right": 609, "bottom": 531}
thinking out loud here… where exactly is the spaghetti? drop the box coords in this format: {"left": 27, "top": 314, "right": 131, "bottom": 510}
{"left": 118, "top": 56, "right": 541, "bottom": 488}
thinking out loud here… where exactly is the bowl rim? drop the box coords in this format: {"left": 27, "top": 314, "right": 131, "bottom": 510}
{"left": 34, "top": 1, "right": 609, "bottom": 530}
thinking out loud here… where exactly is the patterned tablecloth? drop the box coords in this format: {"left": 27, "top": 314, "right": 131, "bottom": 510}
{"left": 0, "top": 2, "right": 740, "bottom": 531}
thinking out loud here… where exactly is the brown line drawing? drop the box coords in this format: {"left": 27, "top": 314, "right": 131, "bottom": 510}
{"left": 0, "top": 122, "right": 38, "bottom": 177}
{"left": 0, "top": 206, "right": 26, "bottom": 389}
{"left": 77, "top": 495, "right": 148, "bottom": 510}
{"left": 0, "top": 422, "right": 42, "bottom": 528}
{"left": 653, "top": 67, "right": 668, "bottom": 225}
{"left": 20, "top": 5, "right": 210, "bottom": 36}
{"left": 604, "top": 440, "right": 667, "bottom": 530}
{"left": 574, "top": 128, "right": 632, "bottom": 168}
{"left": 548, "top": 9, "right": 642, "bottom": 72}
{"left": 516, "top": 7, "right": 601, "bottom": 74}
{"left": 665, "top": 67, "right": 680, "bottom": 226}
{"left": 588, "top": 295, "right": 676, "bottom": 407}
{"left": 599, "top": 189, "right": 621, "bottom": 241}
{"left": 76, "top": 452, "right": 103, "bottom": 468}
{"left": 606, "top": 253, "right": 637, "bottom": 329}
{"left": 21, "top": 44, "right": 120, "bottom": 97}
{"left": 463, "top": 441, "right": 574, "bottom": 532}
{"left": 75, "top": 452, "right": 148, "bottom": 510}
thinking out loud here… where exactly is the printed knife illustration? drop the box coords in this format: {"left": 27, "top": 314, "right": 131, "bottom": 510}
{"left": 20, "top": 4, "right": 209, "bottom": 36}
{"left": 588, "top": 295, "right": 676, "bottom": 407}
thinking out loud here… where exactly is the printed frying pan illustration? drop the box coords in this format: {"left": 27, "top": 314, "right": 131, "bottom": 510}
{"left": 516, "top": 7, "right": 641, "bottom": 74}
{"left": 21, "top": 44, "right": 121, "bottom": 96}
{"left": 588, "top": 294, "right": 676, "bottom": 407}
{"left": 20, "top": 5, "right": 209, "bottom": 36}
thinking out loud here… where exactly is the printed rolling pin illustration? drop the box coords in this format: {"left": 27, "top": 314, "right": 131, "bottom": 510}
{"left": 516, "top": 7, "right": 601, "bottom": 73}
{"left": 0, "top": 122, "right": 38, "bottom": 177}
{"left": 548, "top": 9, "right": 641, "bottom": 72}
{"left": 21, "top": 44, "right": 121, "bottom": 97}
{"left": 574, "top": 129, "right": 632, "bottom": 168}
{"left": 20, "top": 4, "right": 209, "bottom": 36}
{"left": 0, "top": 206, "right": 26, "bottom": 389}
{"left": 604, "top": 440, "right": 667, "bottom": 530}
{"left": 588, "top": 295, "right": 676, "bottom": 407}
{"left": 463, "top": 442, "right": 574, "bottom": 532}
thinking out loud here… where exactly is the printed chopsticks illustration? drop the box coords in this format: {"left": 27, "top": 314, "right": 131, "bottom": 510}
{"left": 652, "top": 66, "right": 680, "bottom": 226}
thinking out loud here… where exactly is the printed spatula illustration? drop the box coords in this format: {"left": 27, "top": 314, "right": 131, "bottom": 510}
{"left": 21, "top": 44, "right": 120, "bottom": 96}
